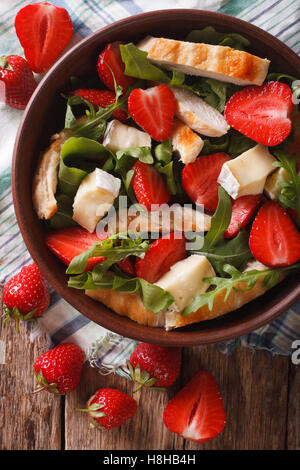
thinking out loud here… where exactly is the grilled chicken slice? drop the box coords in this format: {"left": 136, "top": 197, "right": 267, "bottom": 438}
{"left": 138, "top": 36, "right": 270, "bottom": 86}
{"left": 32, "top": 129, "right": 71, "bottom": 220}
{"left": 170, "top": 118, "right": 204, "bottom": 164}
{"left": 170, "top": 86, "right": 230, "bottom": 137}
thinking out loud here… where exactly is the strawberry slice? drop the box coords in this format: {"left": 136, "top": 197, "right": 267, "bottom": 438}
{"left": 224, "top": 81, "right": 293, "bottom": 146}
{"left": 45, "top": 226, "right": 109, "bottom": 271}
{"left": 70, "top": 89, "right": 127, "bottom": 122}
{"left": 182, "top": 153, "right": 231, "bottom": 212}
{"left": 128, "top": 85, "right": 176, "bottom": 141}
{"left": 117, "top": 257, "right": 136, "bottom": 277}
{"left": 224, "top": 194, "right": 261, "bottom": 239}
{"left": 131, "top": 160, "right": 171, "bottom": 210}
{"left": 135, "top": 232, "right": 186, "bottom": 283}
{"left": 97, "top": 42, "right": 135, "bottom": 93}
{"left": 163, "top": 370, "right": 226, "bottom": 443}
{"left": 15, "top": 3, "right": 73, "bottom": 73}
{"left": 249, "top": 201, "right": 300, "bottom": 267}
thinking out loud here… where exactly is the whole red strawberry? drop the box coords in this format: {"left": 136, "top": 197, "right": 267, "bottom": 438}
{"left": 78, "top": 388, "right": 137, "bottom": 429}
{"left": 0, "top": 55, "right": 36, "bottom": 110}
{"left": 128, "top": 343, "right": 182, "bottom": 391}
{"left": 15, "top": 2, "right": 73, "bottom": 73}
{"left": 3, "top": 263, "right": 50, "bottom": 332}
{"left": 33, "top": 343, "right": 85, "bottom": 395}
{"left": 70, "top": 88, "right": 128, "bottom": 122}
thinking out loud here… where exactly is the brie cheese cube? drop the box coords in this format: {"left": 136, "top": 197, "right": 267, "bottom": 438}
{"left": 170, "top": 118, "right": 204, "bottom": 164}
{"left": 264, "top": 167, "right": 289, "bottom": 200}
{"left": 217, "top": 144, "right": 277, "bottom": 199}
{"left": 102, "top": 119, "right": 151, "bottom": 152}
{"left": 155, "top": 255, "right": 215, "bottom": 311}
{"left": 72, "top": 168, "right": 121, "bottom": 233}
{"left": 170, "top": 86, "right": 230, "bottom": 137}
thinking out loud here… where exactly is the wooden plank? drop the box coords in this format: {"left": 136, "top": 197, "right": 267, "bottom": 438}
{"left": 65, "top": 361, "right": 184, "bottom": 450}
{"left": 181, "top": 344, "right": 290, "bottom": 450}
{"left": 287, "top": 362, "right": 300, "bottom": 449}
{"left": 0, "top": 288, "right": 62, "bottom": 450}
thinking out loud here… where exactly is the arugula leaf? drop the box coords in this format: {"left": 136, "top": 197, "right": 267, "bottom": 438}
{"left": 66, "top": 232, "right": 175, "bottom": 314}
{"left": 201, "top": 129, "right": 256, "bottom": 158}
{"left": 267, "top": 73, "right": 300, "bottom": 103}
{"left": 47, "top": 193, "right": 77, "bottom": 229}
{"left": 271, "top": 148, "right": 300, "bottom": 226}
{"left": 185, "top": 26, "right": 250, "bottom": 51}
{"left": 153, "top": 140, "right": 177, "bottom": 195}
{"left": 154, "top": 139, "right": 173, "bottom": 164}
{"left": 120, "top": 43, "right": 170, "bottom": 83}
{"left": 68, "top": 270, "right": 174, "bottom": 314}
{"left": 58, "top": 137, "right": 115, "bottom": 197}
{"left": 193, "top": 231, "right": 252, "bottom": 276}
{"left": 188, "top": 187, "right": 251, "bottom": 274}
{"left": 202, "top": 186, "right": 232, "bottom": 250}
{"left": 66, "top": 233, "right": 149, "bottom": 275}
{"left": 182, "top": 263, "right": 300, "bottom": 315}
{"left": 66, "top": 82, "right": 131, "bottom": 138}
{"left": 115, "top": 146, "right": 154, "bottom": 170}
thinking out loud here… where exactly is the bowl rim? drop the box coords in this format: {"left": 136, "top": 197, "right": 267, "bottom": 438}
{"left": 11, "top": 8, "right": 300, "bottom": 346}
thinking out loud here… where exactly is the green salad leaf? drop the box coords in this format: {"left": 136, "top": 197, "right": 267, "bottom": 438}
{"left": 271, "top": 147, "right": 300, "bottom": 226}
{"left": 58, "top": 137, "right": 114, "bottom": 197}
{"left": 201, "top": 186, "right": 232, "bottom": 250}
{"left": 66, "top": 232, "right": 149, "bottom": 275}
{"left": 201, "top": 129, "right": 256, "bottom": 158}
{"left": 120, "top": 43, "right": 170, "bottom": 83}
{"left": 115, "top": 146, "right": 154, "bottom": 170}
{"left": 267, "top": 72, "right": 300, "bottom": 103}
{"left": 185, "top": 26, "right": 250, "bottom": 51}
{"left": 66, "top": 233, "right": 175, "bottom": 314}
{"left": 188, "top": 187, "right": 252, "bottom": 274}
{"left": 182, "top": 263, "right": 300, "bottom": 316}
{"left": 47, "top": 193, "right": 77, "bottom": 229}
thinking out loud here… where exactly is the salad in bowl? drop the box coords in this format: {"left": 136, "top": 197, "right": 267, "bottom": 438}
{"left": 31, "top": 25, "right": 300, "bottom": 332}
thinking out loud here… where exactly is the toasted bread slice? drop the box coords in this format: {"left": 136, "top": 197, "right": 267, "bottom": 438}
{"left": 138, "top": 36, "right": 270, "bottom": 86}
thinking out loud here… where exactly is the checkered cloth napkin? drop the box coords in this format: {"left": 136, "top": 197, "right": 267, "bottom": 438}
{"left": 0, "top": 0, "right": 300, "bottom": 372}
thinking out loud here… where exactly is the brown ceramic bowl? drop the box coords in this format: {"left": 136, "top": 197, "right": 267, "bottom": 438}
{"left": 12, "top": 9, "right": 300, "bottom": 346}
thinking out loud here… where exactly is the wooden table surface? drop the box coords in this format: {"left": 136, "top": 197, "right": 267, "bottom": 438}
{"left": 1, "top": 291, "right": 299, "bottom": 451}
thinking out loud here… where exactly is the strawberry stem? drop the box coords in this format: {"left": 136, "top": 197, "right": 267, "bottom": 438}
{"left": 32, "top": 385, "right": 48, "bottom": 395}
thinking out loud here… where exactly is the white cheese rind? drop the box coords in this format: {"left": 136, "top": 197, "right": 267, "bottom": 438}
{"left": 96, "top": 167, "right": 121, "bottom": 197}
{"left": 218, "top": 144, "right": 277, "bottom": 199}
{"left": 170, "top": 86, "right": 230, "bottom": 137}
{"left": 72, "top": 168, "right": 121, "bottom": 233}
{"left": 155, "top": 255, "right": 215, "bottom": 311}
{"left": 102, "top": 119, "right": 152, "bottom": 152}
